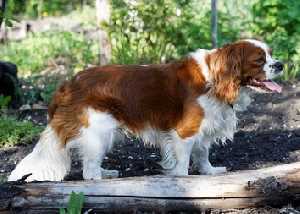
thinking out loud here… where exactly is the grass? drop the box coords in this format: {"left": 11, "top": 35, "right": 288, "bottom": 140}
{"left": 0, "top": 31, "right": 99, "bottom": 77}
{"left": 0, "top": 116, "right": 43, "bottom": 148}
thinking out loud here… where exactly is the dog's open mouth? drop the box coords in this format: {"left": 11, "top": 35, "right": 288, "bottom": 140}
{"left": 249, "top": 79, "right": 282, "bottom": 93}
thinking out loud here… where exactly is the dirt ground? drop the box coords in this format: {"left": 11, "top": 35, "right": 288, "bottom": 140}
{"left": 0, "top": 81, "right": 300, "bottom": 213}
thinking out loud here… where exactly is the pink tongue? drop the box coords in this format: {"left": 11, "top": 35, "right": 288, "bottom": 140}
{"left": 262, "top": 81, "right": 282, "bottom": 93}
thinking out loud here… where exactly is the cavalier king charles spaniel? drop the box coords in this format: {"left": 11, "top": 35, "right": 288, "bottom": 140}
{"left": 9, "top": 39, "right": 284, "bottom": 181}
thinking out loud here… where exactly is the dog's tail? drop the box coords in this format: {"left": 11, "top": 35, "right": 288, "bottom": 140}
{"left": 8, "top": 125, "right": 71, "bottom": 182}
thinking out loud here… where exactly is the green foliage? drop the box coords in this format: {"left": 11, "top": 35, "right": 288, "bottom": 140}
{"left": 0, "top": 31, "right": 98, "bottom": 76}
{"left": 0, "top": 96, "right": 11, "bottom": 110}
{"left": 21, "top": 74, "right": 63, "bottom": 105}
{"left": 108, "top": 0, "right": 210, "bottom": 64}
{"left": 108, "top": 0, "right": 247, "bottom": 64}
{"left": 0, "top": 0, "right": 17, "bottom": 27}
{"left": 59, "top": 192, "right": 85, "bottom": 214}
{"left": 40, "top": 81, "right": 59, "bottom": 104}
{"left": 6, "top": 0, "right": 94, "bottom": 19}
{"left": 1, "top": 0, "right": 299, "bottom": 80}
{"left": 0, "top": 116, "right": 43, "bottom": 148}
{"left": 252, "top": 0, "right": 300, "bottom": 80}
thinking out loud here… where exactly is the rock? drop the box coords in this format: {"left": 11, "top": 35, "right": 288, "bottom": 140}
{"left": 32, "top": 103, "right": 47, "bottom": 110}
{"left": 19, "top": 104, "right": 31, "bottom": 110}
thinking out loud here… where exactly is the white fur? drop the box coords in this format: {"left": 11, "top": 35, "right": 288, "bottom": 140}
{"left": 162, "top": 95, "right": 237, "bottom": 175}
{"left": 80, "top": 108, "right": 118, "bottom": 180}
{"left": 191, "top": 136, "right": 226, "bottom": 175}
{"left": 190, "top": 49, "right": 213, "bottom": 81}
{"left": 162, "top": 131, "right": 195, "bottom": 176}
{"left": 8, "top": 126, "right": 71, "bottom": 181}
{"left": 233, "top": 87, "right": 252, "bottom": 112}
{"left": 160, "top": 94, "right": 237, "bottom": 175}
{"left": 244, "top": 39, "right": 282, "bottom": 79}
{"left": 160, "top": 89, "right": 252, "bottom": 175}
{"left": 197, "top": 94, "right": 237, "bottom": 142}
{"left": 137, "top": 128, "right": 178, "bottom": 170}
{"left": 9, "top": 108, "right": 121, "bottom": 182}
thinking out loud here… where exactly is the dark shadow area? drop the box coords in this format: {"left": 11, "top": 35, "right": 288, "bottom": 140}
{"left": 210, "top": 129, "right": 300, "bottom": 172}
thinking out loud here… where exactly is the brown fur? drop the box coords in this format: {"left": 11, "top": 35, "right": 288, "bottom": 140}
{"left": 207, "top": 41, "right": 268, "bottom": 104}
{"left": 48, "top": 58, "right": 206, "bottom": 144}
{"left": 48, "top": 41, "right": 268, "bottom": 144}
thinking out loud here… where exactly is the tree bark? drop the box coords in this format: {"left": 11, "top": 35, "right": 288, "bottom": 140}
{"left": 2, "top": 162, "right": 300, "bottom": 212}
{"left": 211, "top": 0, "right": 218, "bottom": 48}
{"left": 95, "top": 0, "right": 111, "bottom": 65}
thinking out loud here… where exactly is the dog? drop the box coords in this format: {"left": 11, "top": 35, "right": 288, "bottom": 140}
{"left": 9, "top": 39, "right": 283, "bottom": 181}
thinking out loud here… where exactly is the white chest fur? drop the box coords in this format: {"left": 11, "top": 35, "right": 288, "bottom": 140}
{"left": 196, "top": 88, "right": 251, "bottom": 142}
{"left": 197, "top": 95, "right": 237, "bottom": 142}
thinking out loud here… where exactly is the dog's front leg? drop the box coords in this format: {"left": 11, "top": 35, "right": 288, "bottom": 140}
{"left": 162, "top": 133, "right": 194, "bottom": 176}
{"left": 191, "top": 138, "right": 227, "bottom": 175}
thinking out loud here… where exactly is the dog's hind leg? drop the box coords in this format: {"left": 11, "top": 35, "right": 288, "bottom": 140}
{"left": 80, "top": 109, "right": 119, "bottom": 180}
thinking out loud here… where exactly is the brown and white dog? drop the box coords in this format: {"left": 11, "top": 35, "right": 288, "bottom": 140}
{"left": 9, "top": 39, "right": 283, "bottom": 181}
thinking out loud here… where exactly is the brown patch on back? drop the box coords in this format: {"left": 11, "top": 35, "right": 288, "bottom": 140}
{"left": 48, "top": 57, "right": 208, "bottom": 144}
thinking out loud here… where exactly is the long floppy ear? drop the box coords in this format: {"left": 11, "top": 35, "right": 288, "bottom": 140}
{"left": 210, "top": 46, "right": 242, "bottom": 104}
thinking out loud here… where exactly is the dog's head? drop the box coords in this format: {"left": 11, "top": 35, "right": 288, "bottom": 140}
{"left": 208, "top": 39, "right": 284, "bottom": 104}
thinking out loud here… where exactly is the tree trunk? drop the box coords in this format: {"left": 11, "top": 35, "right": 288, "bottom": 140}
{"left": 0, "top": 0, "right": 6, "bottom": 42}
{"left": 2, "top": 162, "right": 300, "bottom": 212}
{"left": 0, "top": 0, "right": 5, "bottom": 26}
{"left": 211, "top": 0, "right": 218, "bottom": 48}
{"left": 95, "top": 0, "right": 111, "bottom": 65}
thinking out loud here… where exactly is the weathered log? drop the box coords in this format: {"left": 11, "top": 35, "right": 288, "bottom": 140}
{"left": 2, "top": 162, "right": 300, "bottom": 213}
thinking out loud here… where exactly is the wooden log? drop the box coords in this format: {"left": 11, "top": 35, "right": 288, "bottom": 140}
{"left": 2, "top": 162, "right": 300, "bottom": 212}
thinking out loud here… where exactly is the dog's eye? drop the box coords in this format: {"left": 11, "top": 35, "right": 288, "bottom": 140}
{"left": 256, "top": 58, "right": 265, "bottom": 65}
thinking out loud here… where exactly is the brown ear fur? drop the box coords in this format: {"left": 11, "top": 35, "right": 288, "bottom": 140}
{"left": 210, "top": 45, "right": 242, "bottom": 104}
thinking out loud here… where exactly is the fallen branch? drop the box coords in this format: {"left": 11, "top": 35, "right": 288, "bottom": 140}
{"left": 2, "top": 162, "right": 300, "bottom": 212}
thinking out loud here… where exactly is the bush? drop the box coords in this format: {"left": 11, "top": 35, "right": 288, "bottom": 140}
{"left": 0, "top": 96, "right": 11, "bottom": 110}
{"left": 0, "top": 31, "right": 98, "bottom": 76}
{"left": 252, "top": 0, "right": 300, "bottom": 80}
{"left": 108, "top": 0, "right": 241, "bottom": 64}
{"left": 106, "top": 1, "right": 269, "bottom": 64}
{"left": 21, "top": 74, "right": 67, "bottom": 105}
{"left": 6, "top": 0, "right": 95, "bottom": 19}
{"left": 0, "top": 116, "right": 43, "bottom": 147}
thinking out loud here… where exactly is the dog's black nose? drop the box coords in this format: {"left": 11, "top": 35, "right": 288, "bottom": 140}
{"left": 273, "top": 61, "right": 284, "bottom": 72}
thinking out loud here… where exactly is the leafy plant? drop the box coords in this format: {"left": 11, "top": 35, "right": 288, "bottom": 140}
{"left": 108, "top": 0, "right": 249, "bottom": 64}
{"left": 59, "top": 192, "right": 85, "bottom": 214}
{"left": 3, "top": 0, "right": 94, "bottom": 19}
{"left": 252, "top": 0, "right": 300, "bottom": 80}
{"left": 0, "top": 96, "right": 11, "bottom": 110}
{"left": 0, "top": 116, "right": 43, "bottom": 148}
{"left": 40, "top": 81, "right": 59, "bottom": 104}
{"left": 108, "top": 0, "right": 210, "bottom": 64}
{"left": 0, "top": 31, "right": 98, "bottom": 76}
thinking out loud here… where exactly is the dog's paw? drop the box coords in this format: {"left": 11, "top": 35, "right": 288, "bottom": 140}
{"left": 83, "top": 169, "right": 102, "bottom": 180}
{"left": 101, "top": 168, "right": 119, "bottom": 178}
{"left": 162, "top": 168, "right": 188, "bottom": 176}
{"left": 200, "top": 166, "right": 227, "bottom": 175}
{"left": 158, "top": 157, "right": 177, "bottom": 170}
